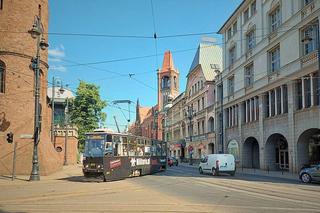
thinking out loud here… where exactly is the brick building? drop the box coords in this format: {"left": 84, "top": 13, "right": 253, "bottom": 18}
{"left": 130, "top": 51, "right": 180, "bottom": 140}
{"left": 0, "top": 0, "right": 62, "bottom": 175}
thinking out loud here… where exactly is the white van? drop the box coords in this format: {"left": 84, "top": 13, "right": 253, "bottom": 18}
{"left": 199, "top": 154, "right": 236, "bottom": 176}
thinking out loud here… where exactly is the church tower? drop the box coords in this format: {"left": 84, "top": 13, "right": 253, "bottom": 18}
{"left": 157, "top": 51, "right": 180, "bottom": 112}
{"left": 0, "top": 0, "right": 62, "bottom": 175}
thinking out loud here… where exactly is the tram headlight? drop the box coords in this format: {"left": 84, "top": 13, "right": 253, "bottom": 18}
{"left": 97, "top": 165, "right": 103, "bottom": 169}
{"left": 85, "top": 164, "right": 89, "bottom": 168}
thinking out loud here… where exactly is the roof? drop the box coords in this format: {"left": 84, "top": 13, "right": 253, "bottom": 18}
{"left": 159, "top": 50, "right": 178, "bottom": 73}
{"left": 218, "top": 0, "right": 245, "bottom": 34}
{"left": 47, "top": 87, "right": 74, "bottom": 103}
{"left": 139, "top": 106, "right": 152, "bottom": 122}
{"left": 187, "top": 43, "right": 223, "bottom": 81}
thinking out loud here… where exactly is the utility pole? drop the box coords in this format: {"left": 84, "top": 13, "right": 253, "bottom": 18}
{"left": 28, "top": 11, "right": 49, "bottom": 181}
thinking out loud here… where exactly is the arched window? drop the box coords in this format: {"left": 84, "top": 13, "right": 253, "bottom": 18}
{"left": 161, "top": 76, "right": 171, "bottom": 89}
{"left": 0, "top": 60, "right": 5, "bottom": 93}
{"left": 208, "top": 117, "right": 214, "bottom": 132}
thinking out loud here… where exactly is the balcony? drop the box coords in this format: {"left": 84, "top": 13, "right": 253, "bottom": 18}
{"left": 300, "top": 50, "right": 318, "bottom": 68}
{"left": 301, "top": 1, "right": 315, "bottom": 20}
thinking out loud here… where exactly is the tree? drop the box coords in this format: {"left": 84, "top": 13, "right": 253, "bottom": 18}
{"left": 69, "top": 81, "right": 107, "bottom": 151}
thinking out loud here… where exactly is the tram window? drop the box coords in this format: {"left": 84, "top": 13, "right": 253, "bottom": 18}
{"left": 144, "top": 146, "right": 151, "bottom": 156}
{"left": 105, "top": 142, "right": 113, "bottom": 155}
{"left": 121, "top": 137, "right": 128, "bottom": 156}
{"left": 113, "top": 143, "right": 119, "bottom": 156}
{"left": 106, "top": 134, "right": 112, "bottom": 142}
{"left": 156, "top": 144, "right": 161, "bottom": 156}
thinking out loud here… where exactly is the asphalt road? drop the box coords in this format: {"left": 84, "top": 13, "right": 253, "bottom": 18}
{"left": 1, "top": 165, "right": 320, "bottom": 213}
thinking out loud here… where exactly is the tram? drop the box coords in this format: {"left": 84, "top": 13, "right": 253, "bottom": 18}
{"left": 82, "top": 129, "right": 167, "bottom": 181}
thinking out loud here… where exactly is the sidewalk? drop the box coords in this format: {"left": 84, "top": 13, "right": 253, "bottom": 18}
{"left": 179, "top": 162, "right": 298, "bottom": 181}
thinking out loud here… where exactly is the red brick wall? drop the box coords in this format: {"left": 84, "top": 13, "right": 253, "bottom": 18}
{"left": 0, "top": 0, "right": 63, "bottom": 175}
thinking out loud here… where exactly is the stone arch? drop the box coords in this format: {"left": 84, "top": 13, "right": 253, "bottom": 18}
{"left": 208, "top": 117, "right": 214, "bottom": 133}
{"left": 0, "top": 60, "right": 6, "bottom": 93}
{"left": 265, "top": 133, "right": 288, "bottom": 170}
{"left": 297, "top": 128, "right": 320, "bottom": 169}
{"left": 243, "top": 137, "right": 260, "bottom": 168}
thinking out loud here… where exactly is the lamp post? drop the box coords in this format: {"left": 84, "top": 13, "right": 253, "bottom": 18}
{"left": 28, "top": 15, "right": 48, "bottom": 181}
{"left": 185, "top": 105, "right": 196, "bottom": 165}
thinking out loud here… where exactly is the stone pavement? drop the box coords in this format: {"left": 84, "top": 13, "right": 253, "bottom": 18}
{"left": 179, "top": 162, "right": 299, "bottom": 181}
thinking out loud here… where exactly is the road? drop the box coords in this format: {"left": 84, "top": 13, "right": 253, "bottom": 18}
{"left": 0, "top": 165, "right": 320, "bottom": 213}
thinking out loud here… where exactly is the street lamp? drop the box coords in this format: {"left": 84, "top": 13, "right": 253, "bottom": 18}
{"left": 29, "top": 15, "right": 49, "bottom": 181}
{"left": 185, "top": 105, "right": 196, "bottom": 165}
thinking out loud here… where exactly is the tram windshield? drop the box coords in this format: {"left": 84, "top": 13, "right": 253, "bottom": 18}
{"left": 84, "top": 139, "right": 105, "bottom": 157}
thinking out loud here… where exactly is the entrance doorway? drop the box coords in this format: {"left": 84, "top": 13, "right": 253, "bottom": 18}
{"left": 265, "top": 133, "right": 289, "bottom": 170}
{"left": 243, "top": 137, "right": 260, "bottom": 169}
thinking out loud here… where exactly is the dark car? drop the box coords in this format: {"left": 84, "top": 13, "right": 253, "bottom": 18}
{"left": 168, "top": 157, "right": 179, "bottom": 167}
{"left": 299, "top": 163, "right": 320, "bottom": 183}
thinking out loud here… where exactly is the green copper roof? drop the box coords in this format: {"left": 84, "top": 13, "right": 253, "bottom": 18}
{"left": 188, "top": 43, "right": 223, "bottom": 81}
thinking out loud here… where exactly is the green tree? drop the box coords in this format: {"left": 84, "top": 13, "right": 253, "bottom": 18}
{"left": 69, "top": 81, "right": 107, "bottom": 151}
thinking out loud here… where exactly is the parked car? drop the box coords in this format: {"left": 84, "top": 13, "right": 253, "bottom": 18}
{"left": 199, "top": 154, "right": 235, "bottom": 176}
{"left": 299, "top": 162, "right": 320, "bottom": 183}
{"left": 168, "top": 157, "right": 179, "bottom": 167}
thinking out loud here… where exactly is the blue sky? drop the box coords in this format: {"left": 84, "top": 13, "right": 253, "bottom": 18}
{"left": 48, "top": 0, "right": 242, "bottom": 131}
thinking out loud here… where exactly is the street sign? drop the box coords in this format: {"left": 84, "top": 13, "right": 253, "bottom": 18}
{"left": 20, "top": 134, "right": 33, "bottom": 139}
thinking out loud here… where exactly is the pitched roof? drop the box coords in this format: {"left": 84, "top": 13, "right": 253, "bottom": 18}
{"left": 159, "top": 50, "right": 177, "bottom": 73}
{"left": 188, "top": 43, "right": 223, "bottom": 81}
{"left": 139, "top": 106, "right": 152, "bottom": 122}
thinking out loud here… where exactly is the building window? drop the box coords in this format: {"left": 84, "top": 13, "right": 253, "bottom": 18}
{"left": 201, "top": 120, "right": 205, "bottom": 134}
{"left": 296, "top": 80, "right": 303, "bottom": 110}
{"left": 209, "top": 117, "right": 214, "bottom": 132}
{"left": 246, "top": 29, "right": 256, "bottom": 51}
{"left": 251, "top": 1, "right": 256, "bottom": 16}
{"left": 269, "top": 6, "right": 281, "bottom": 33}
{"left": 0, "top": 0, "right": 3, "bottom": 10}
{"left": 229, "top": 46, "right": 236, "bottom": 66}
{"left": 265, "top": 92, "right": 270, "bottom": 118}
{"left": 197, "top": 99, "right": 200, "bottom": 112}
{"left": 174, "top": 76, "right": 177, "bottom": 89}
{"left": 244, "top": 63, "right": 254, "bottom": 87}
{"left": 283, "top": 85, "right": 288, "bottom": 113}
{"left": 301, "top": 21, "right": 319, "bottom": 55}
{"left": 0, "top": 61, "right": 5, "bottom": 93}
{"left": 161, "top": 76, "right": 171, "bottom": 89}
{"left": 197, "top": 121, "right": 200, "bottom": 135}
{"left": 227, "top": 28, "right": 232, "bottom": 40}
{"left": 269, "top": 45, "right": 280, "bottom": 73}
{"left": 228, "top": 76, "right": 235, "bottom": 96}
{"left": 201, "top": 80, "right": 203, "bottom": 89}
{"left": 244, "top": 8, "right": 249, "bottom": 23}
{"left": 233, "top": 21, "right": 237, "bottom": 34}
{"left": 201, "top": 97, "right": 205, "bottom": 109}
{"left": 304, "top": 0, "right": 314, "bottom": 6}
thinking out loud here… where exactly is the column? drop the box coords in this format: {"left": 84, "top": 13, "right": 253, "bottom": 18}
{"left": 233, "top": 105, "right": 237, "bottom": 126}
{"left": 229, "top": 108, "right": 231, "bottom": 127}
{"left": 280, "top": 85, "right": 284, "bottom": 114}
{"left": 268, "top": 91, "right": 272, "bottom": 117}
{"left": 249, "top": 99, "right": 252, "bottom": 122}
{"left": 244, "top": 101, "right": 248, "bottom": 123}
{"left": 302, "top": 77, "right": 305, "bottom": 109}
{"left": 253, "top": 97, "right": 257, "bottom": 121}
{"left": 310, "top": 73, "right": 314, "bottom": 106}
{"left": 275, "top": 88, "right": 278, "bottom": 115}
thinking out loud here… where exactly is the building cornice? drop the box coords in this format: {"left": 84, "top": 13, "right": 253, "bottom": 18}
{"left": 0, "top": 50, "right": 49, "bottom": 68}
